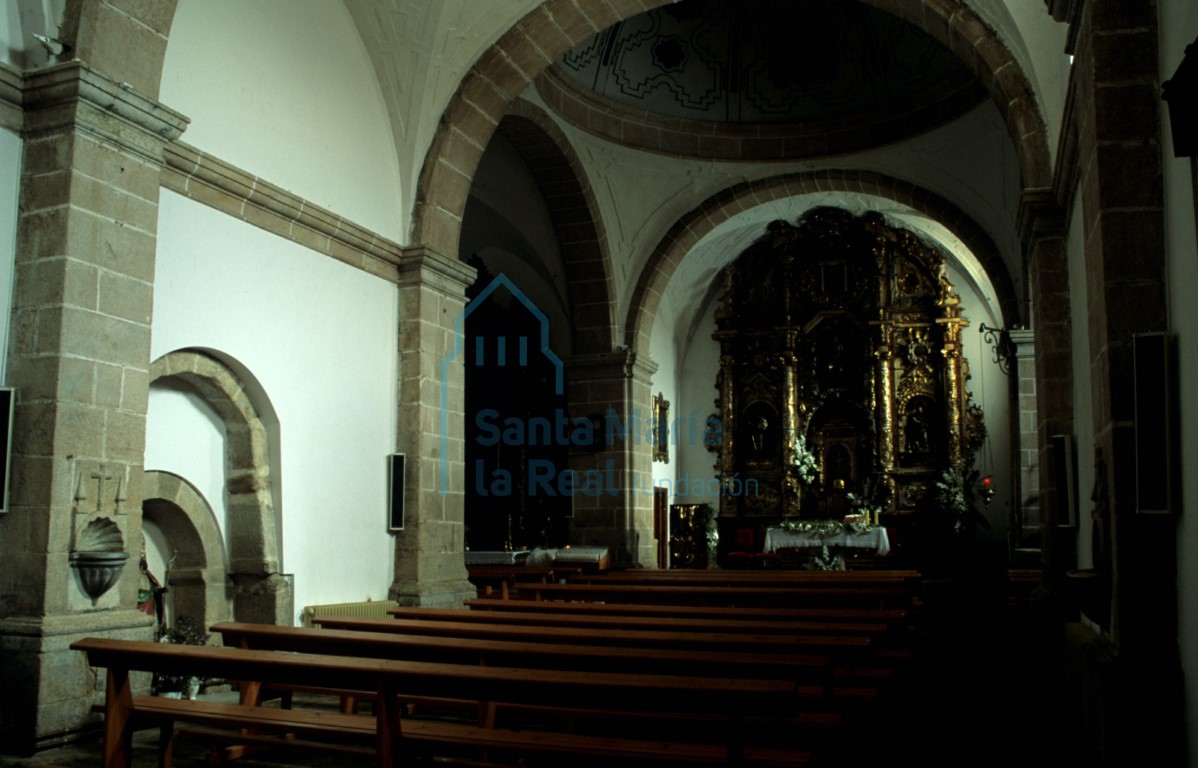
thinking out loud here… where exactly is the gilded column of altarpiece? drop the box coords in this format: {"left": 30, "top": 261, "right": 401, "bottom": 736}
{"left": 712, "top": 208, "right": 984, "bottom": 532}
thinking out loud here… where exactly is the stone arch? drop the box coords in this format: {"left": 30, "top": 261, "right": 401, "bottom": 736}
{"left": 142, "top": 470, "right": 231, "bottom": 634}
{"left": 499, "top": 101, "right": 616, "bottom": 355}
{"left": 149, "top": 348, "right": 290, "bottom": 624}
{"left": 57, "top": 0, "right": 179, "bottom": 98}
{"left": 623, "top": 170, "right": 1018, "bottom": 356}
{"left": 411, "top": 0, "right": 1051, "bottom": 258}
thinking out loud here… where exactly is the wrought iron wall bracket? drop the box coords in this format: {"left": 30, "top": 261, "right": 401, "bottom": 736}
{"left": 979, "top": 324, "right": 1015, "bottom": 376}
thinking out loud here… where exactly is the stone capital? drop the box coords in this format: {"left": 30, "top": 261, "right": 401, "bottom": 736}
{"left": 398, "top": 246, "right": 477, "bottom": 295}
{"left": 20, "top": 60, "right": 189, "bottom": 163}
{"left": 568, "top": 348, "right": 659, "bottom": 385}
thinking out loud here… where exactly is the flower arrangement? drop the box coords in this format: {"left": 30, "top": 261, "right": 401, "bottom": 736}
{"left": 811, "top": 544, "right": 844, "bottom": 571}
{"left": 153, "top": 615, "right": 210, "bottom": 698}
{"left": 779, "top": 518, "right": 845, "bottom": 536}
{"left": 792, "top": 431, "right": 820, "bottom": 487}
{"left": 934, "top": 466, "right": 991, "bottom": 535}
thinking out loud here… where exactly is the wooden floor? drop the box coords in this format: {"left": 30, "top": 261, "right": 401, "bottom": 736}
{"left": 0, "top": 564, "right": 1073, "bottom": 768}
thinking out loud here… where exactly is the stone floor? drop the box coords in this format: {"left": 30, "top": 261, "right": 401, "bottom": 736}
{"left": 0, "top": 564, "right": 1074, "bottom": 768}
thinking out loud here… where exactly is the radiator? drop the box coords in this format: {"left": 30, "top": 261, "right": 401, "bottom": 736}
{"left": 301, "top": 599, "right": 397, "bottom": 627}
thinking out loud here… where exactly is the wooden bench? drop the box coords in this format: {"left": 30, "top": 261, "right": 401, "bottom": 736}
{"left": 312, "top": 614, "right": 876, "bottom": 657}
{"left": 465, "top": 565, "right": 578, "bottom": 599}
{"left": 569, "top": 568, "right": 922, "bottom": 588}
{"left": 71, "top": 637, "right": 813, "bottom": 768}
{"left": 509, "top": 581, "right": 918, "bottom": 609}
{"left": 465, "top": 596, "right": 912, "bottom": 630}
{"left": 308, "top": 615, "right": 912, "bottom": 681}
{"left": 211, "top": 621, "right": 857, "bottom": 734}
{"left": 389, "top": 605, "right": 894, "bottom": 639}
{"left": 214, "top": 621, "right": 843, "bottom": 687}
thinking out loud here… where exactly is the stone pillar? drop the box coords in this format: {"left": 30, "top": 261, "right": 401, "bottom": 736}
{"left": 0, "top": 62, "right": 187, "bottom": 750}
{"left": 566, "top": 350, "right": 658, "bottom": 568}
{"left": 389, "top": 247, "right": 477, "bottom": 607}
{"left": 1019, "top": 196, "right": 1071, "bottom": 586}
{"left": 1008, "top": 329, "right": 1041, "bottom": 550}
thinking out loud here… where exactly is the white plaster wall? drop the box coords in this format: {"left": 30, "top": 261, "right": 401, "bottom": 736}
{"left": 674, "top": 298, "right": 721, "bottom": 507}
{"left": 1, "top": 0, "right": 67, "bottom": 70}
{"left": 649, "top": 290, "right": 679, "bottom": 502}
{"left": 0, "top": 129, "right": 20, "bottom": 385}
{"left": 160, "top": 0, "right": 404, "bottom": 242}
{"left": 146, "top": 383, "right": 227, "bottom": 552}
{"left": 152, "top": 190, "right": 399, "bottom": 622}
{"left": 1159, "top": 0, "right": 1198, "bottom": 757}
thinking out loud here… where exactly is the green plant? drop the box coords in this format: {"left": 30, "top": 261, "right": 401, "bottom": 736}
{"left": 153, "top": 615, "right": 209, "bottom": 696}
{"left": 934, "top": 467, "right": 991, "bottom": 535}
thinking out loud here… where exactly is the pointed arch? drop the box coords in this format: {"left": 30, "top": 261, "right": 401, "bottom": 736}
{"left": 498, "top": 100, "right": 616, "bottom": 354}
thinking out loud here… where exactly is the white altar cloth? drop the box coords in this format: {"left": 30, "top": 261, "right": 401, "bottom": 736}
{"left": 762, "top": 526, "right": 891, "bottom": 556}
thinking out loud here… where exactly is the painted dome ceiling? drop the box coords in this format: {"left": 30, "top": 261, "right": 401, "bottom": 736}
{"left": 554, "top": 0, "right": 983, "bottom": 129}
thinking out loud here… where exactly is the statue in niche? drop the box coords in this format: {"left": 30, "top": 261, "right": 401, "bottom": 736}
{"left": 751, "top": 414, "right": 769, "bottom": 455}
{"left": 905, "top": 400, "right": 932, "bottom": 454}
{"left": 826, "top": 444, "right": 852, "bottom": 485}
{"left": 817, "top": 333, "right": 850, "bottom": 393}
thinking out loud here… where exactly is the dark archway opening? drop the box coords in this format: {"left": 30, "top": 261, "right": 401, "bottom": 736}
{"left": 463, "top": 259, "right": 571, "bottom": 553}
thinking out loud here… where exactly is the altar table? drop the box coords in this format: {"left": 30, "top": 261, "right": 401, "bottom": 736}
{"left": 762, "top": 526, "right": 891, "bottom": 556}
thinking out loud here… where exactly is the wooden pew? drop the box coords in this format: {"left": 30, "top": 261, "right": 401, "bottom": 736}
{"left": 309, "top": 616, "right": 911, "bottom": 685}
{"left": 72, "top": 636, "right": 813, "bottom": 768}
{"left": 465, "top": 596, "right": 912, "bottom": 630}
{"left": 568, "top": 568, "right": 921, "bottom": 589}
{"left": 465, "top": 565, "right": 578, "bottom": 599}
{"left": 312, "top": 614, "right": 876, "bottom": 658}
{"left": 388, "top": 605, "right": 894, "bottom": 639}
{"left": 214, "top": 620, "right": 840, "bottom": 687}
{"left": 508, "top": 580, "right": 917, "bottom": 609}
{"left": 211, "top": 621, "right": 856, "bottom": 733}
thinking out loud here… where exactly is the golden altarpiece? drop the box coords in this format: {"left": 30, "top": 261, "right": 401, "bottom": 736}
{"left": 712, "top": 208, "right": 984, "bottom": 556}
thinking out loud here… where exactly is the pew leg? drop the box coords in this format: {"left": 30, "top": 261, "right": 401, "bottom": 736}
{"left": 376, "top": 689, "right": 412, "bottom": 768}
{"left": 101, "top": 666, "right": 134, "bottom": 768}
{"left": 158, "top": 722, "right": 175, "bottom": 768}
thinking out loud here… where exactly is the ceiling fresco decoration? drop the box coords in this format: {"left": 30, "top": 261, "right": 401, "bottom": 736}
{"left": 558, "top": 0, "right": 979, "bottom": 125}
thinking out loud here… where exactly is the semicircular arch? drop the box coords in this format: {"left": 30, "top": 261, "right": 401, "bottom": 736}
{"left": 624, "top": 170, "right": 1018, "bottom": 356}
{"left": 142, "top": 469, "right": 231, "bottom": 632}
{"left": 148, "top": 348, "right": 278, "bottom": 577}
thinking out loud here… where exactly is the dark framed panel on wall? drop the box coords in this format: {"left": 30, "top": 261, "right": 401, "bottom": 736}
{"left": 387, "top": 453, "right": 405, "bottom": 531}
{"left": 1051, "top": 434, "right": 1077, "bottom": 526}
{"left": 0, "top": 388, "right": 12, "bottom": 514}
{"left": 1133, "top": 333, "right": 1175, "bottom": 514}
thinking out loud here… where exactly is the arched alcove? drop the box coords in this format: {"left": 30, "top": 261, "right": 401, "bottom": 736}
{"left": 142, "top": 471, "right": 231, "bottom": 635}
{"left": 149, "top": 348, "right": 291, "bottom": 625}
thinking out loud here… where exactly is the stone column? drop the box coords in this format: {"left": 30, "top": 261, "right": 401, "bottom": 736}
{"left": 566, "top": 349, "right": 658, "bottom": 568}
{"left": 0, "top": 62, "right": 187, "bottom": 750}
{"left": 389, "top": 247, "right": 477, "bottom": 607}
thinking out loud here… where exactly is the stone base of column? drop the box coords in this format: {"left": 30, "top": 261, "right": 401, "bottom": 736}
{"left": 232, "top": 572, "right": 294, "bottom": 626}
{"left": 0, "top": 609, "right": 154, "bottom": 753}
{"left": 388, "top": 577, "right": 477, "bottom": 608}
